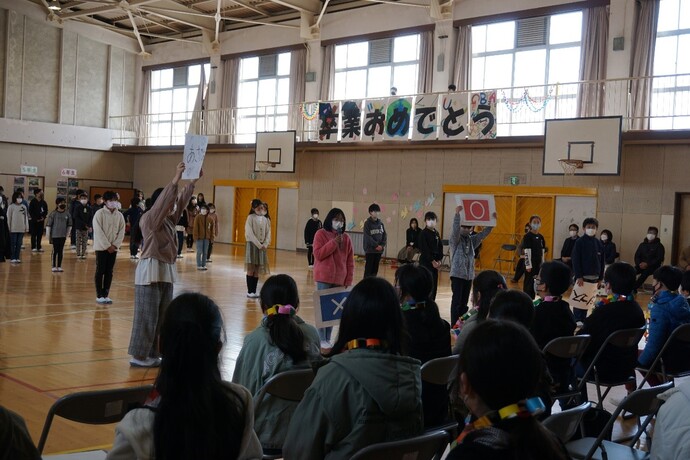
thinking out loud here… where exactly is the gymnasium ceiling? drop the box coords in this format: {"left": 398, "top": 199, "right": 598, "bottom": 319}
{"left": 28, "top": 0, "right": 441, "bottom": 52}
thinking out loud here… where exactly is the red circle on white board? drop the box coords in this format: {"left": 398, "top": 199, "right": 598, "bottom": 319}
{"left": 468, "top": 201, "right": 488, "bottom": 220}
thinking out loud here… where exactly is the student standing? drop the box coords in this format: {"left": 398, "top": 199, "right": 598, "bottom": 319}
{"left": 28, "top": 188, "right": 48, "bottom": 253}
{"left": 46, "top": 198, "right": 73, "bottom": 272}
{"left": 193, "top": 204, "right": 214, "bottom": 270}
{"left": 600, "top": 229, "right": 619, "bottom": 266}
{"left": 72, "top": 192, "right": 92, "bottom": 260}
{"left": 521, "top": 215, "right": 547, "bottom": 299}
{"left": 128, "top": 162, "right": 197, "bottom": 368}
{"left": 363, "top": 203, "right": 386, "bottom": 278}
{"left": 0, "top": 198, "right": 10, "bottom": 263}
{"left": 303, "top": 208, "right": 322, "bottom": 268}
{"left": 175, "top": 207, "right": 187, "bottom": 259}
{"left": 185, "top": 197, "right": 199, "bottom": 252}
{"left": 245, "top": 199, "right": 271, "bottom": 298}
{"left": 634, "top": 226, "right": 665, "bottom": 291}
{"left": 7, "top": 191, "right": 28, "bottom": 264}
{"left": 449, "top": 205, "right": 495, "bottom": 325}
{"left": 123, "top": 198, "right": 144, "bottom": 260}
{"left": 92, "top": 191, "right": 125, "bottom": 304}
{"left": 418, "top": 211, "right": 444, "bottom": 301}
{"left": 571, "top": 217, "right": 605, "bottom": 321}
{"left": 206, "top": 203, "right": 218, "bottom": 262}
{"left": 312, "top": 208, "right": 354, "bottom": 349}
{"left": 559, "top": 223, "right": 579, "bottom": 267}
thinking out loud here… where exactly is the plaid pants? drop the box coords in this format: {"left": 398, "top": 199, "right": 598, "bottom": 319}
{"left": 76, "top": 229, "right": 89, "bottom": 256}
{"left": 128, "top": 282, "right": 173, "bottom": 358}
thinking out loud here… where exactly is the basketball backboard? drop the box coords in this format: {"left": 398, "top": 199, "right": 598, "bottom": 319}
{"left": 255, "top": 131, "right": 296, "bottom": 173}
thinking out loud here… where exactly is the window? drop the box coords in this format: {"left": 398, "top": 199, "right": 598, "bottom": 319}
{"left": 471, "top": 12, "right": 583, "bottom": 135}
{"left": 651, "top": 0, "right": 690, "bottom": 129}
{"left": 236, "top": 52, "right": 291, "bottom": 143}
{"left": 149, "top": 63, "right": 210, "bottom": 145}
{"left": 333, "top": 34, "right": 420, "bottom": 100}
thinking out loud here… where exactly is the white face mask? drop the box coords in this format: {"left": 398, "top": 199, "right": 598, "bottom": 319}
{"left": 569, "top": 230, "right": 577, "bottom": 237}
{"left": 647, "top": 233, "right": 656, "bottom": 241}
{"left": 601, "top": 235, "right": 608, "bottom": 242}
{"left": 106, "top": 201, "right": 118, "bottom": 210}
{"left": 200, "top": 209, "right": 208, "bottom": 215}
{"left": 531, "top": 222, "right": 541, "bottom": 231}
{"left": 258, "top": 210, "right": 267, "bottom": 217}
{"left": 210, "top": 209, "right": 215, "bottom": 214}
{"left": 312, "top": 214, "right": 319, "bottom": 219}
{"left": 16, "top": 198, "right": 22, "bottom": 204}
{"left": 332, "top": 220, "right": 343, "bottom": 231}
{"left": 426, "top": 220, "right": 436, "bottom": 228}
{"left": 585, "top": 228, "right": 597, "bottom": 237}
{"left": 80, "top": 199, "right": 88, "bottom": 205}
{"left": 138, "top": 202, "right": 146, "bottom": 210}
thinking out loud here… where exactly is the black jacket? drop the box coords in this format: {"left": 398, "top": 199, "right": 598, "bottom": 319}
{"left": 602, "top": 240, "right": 619, "bottom": 265}
{"left": 304, "top": 218, "right": 322, "bottom": 245}
{"left": 560, "top": 236, "right": 578, "bottom": 259}
{"left": 418, "top": 227, "right": 443, "bottom": 265}
{"left": 28, "top": 198, "right": 48, "bottom": 223}
{"left": 521, "top": 232, "right": 546, "bottom": 269}
{"left": 71, "top": 203, "right": 93, "bottom": 231}
{"left": 634, "top": 239, "right": 665, "bottom": 269}
{"left": 572, "top": 235, "right": 605, "bottom": 280}
{"left": 406, "top": 227, "right": 421, "bottom": 247}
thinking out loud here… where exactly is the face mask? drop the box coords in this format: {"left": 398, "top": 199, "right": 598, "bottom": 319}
{"left": 58, "top": 204, "right": 66, "bottom": 210}
{"left": 16, "top": 198, "right": 22, "bottom": 204}
{"left": 569, "top": 230, "right": 577, "bottom": 237}
{"left": 80, "top": 199, "right": 87, "bottom": 205}
{"left": 601, "top": 235, "right": 608, "bottom": 242}
{"left": 332, "top": 220, "right": 343, "bottom": 230}
{"left": 106, "top": 201, "right": 118, "bottom": 210}
{"left": 426, "top": 220, "right": 436, "bottom": 228}
{"left": 200, "top": 209, "right": 208, "bottom": 215}
{"left": 647, "top": 233, "right": 656, "bottom": 241}
{"left": 585, "top": 228, "right": 597, "bottom": 237}
{"left": 312, "top": 214, "right": 319, "bottom": 219}
{"left": 531, "top": 223, "right": 541, "bottom": 231}
{"left": 210, "top": 209, "right": 215, "bottom": 214}
{"left": 258, "top": 210, "right": 267, "bottom": 217}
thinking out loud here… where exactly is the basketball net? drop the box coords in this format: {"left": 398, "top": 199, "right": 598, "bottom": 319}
{"left": 254, "top": 161, "right": 276, "bottom": 180}
{"left": 558, "top": 159, "right": 584, "bottom": 176}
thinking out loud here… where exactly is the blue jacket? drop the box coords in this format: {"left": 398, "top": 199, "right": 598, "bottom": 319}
{"left": 639, "top": 291, "right": 690, "bottom": 367}
{"left": 571, "top": 235, "right": 605, "bottom": 280}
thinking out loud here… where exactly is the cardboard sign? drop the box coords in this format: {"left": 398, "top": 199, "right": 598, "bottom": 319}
{"left": 568, "top": 282, "right": 599, "bottom": 311}
{"left": 313, "top": 286, "right": 352, "bottom": 328}
{"left": 182, "top": 134, "right": 208, "bottom": 180}
{"left": 61, "top": 168, "right": 77, "bottom": 178}
{"left": 454, "top": 194, "right": 497, "bottom": 226}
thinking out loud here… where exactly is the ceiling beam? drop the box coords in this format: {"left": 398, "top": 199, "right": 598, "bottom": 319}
{"left": 59, "top": 0, "right": 160, "bottom": 19}
{"left": 226, "top": 0, "right": 268, "bottom": 17}
{"left": 126, "top": 9, "right": 149, "bottom": 54}
{"left": 220, "top": 14, "right": 299, "bottom": 29}
{"left": 138, "top": 6, "right": 215, "bottom": 32}
{"left": 268, "top": 0, "right": 320, "bottom": 15}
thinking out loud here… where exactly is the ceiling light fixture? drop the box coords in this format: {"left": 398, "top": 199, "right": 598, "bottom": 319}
{"left": 47, "top": 0, "right": 62, "bottom": 11}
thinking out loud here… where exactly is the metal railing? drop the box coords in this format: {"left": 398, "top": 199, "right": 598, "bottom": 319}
{"left": 109, "top": 73, "right": 690, "bottom": 146}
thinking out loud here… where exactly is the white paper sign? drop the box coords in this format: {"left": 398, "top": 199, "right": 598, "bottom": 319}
{"left": 20, "top": 165, "right": 38, "bottom": 176}
{"left": 568, "top": 282, "right": 599, "bottom": 311}
{"left": 182, "top": 134, "right": 208, "bottom": 180}
{"left": 61, "top": 168, "right": 77, "bottom": 177}
{"left": 454, "top": 194, "right": 497, "bottom": 226}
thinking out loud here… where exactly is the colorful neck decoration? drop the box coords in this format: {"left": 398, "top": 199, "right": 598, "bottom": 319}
{"left": 595, "top": 293, "right": 627, "bottom": 309}
{"left": 401, "top": 299, "right": 427, "bottom": 311}
{"left": 451, "top": 397, "right": 545, "bottom": 448}
{"left": 345, "top": 338, "right": 387, "bottom": 351}
{"left": 534, "top": 295, "right": 560, "bottom": 306}
{"left": 265, "top": 304, "right": 296, "bottom": 317}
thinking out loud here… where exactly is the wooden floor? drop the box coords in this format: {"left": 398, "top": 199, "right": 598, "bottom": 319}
{"left": 0, "top": 237, "right": 649, "bottom": 454}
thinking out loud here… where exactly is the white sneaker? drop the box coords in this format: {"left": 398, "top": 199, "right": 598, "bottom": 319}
{"left": 129, "top": 357, "right": 162, "bottom": 368}
{"left": 197, "top": 266, "right": 204, "bottom": 270}
{"left": 104, "top": 297, "right": 113, "bottom": 304}
{"left": 96, "top": 297, "right": 107, "bottom": 304}
{"left": 176, "top": 255, "right": 183, "bottom": 259}
{"left": 51, "top": 267, "right": 58, "bottom": 272}
{"left": 70, "top": 245, "right": 77, "bottom": 249}
{"left": 308, "top": 265, "right": 314, "bottom": 268}
{"left": 32, "top": 249, "right": 38, "bottom": 253}
{"left": 38, "top": 248, "right": 44, "bottom": 253}
{"left": 57, "top": 267, "right": 64, "bottom": 272}
{"left": 130, "top": 255, "right": 138, "bottom": 260}
{"left": 207, "top": 259, "right": 213, "bottom": 263}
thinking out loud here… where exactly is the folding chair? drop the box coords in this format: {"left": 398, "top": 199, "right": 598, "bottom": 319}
{"left": 254, "top": 368, "right": 316, "bottom": 460}
{"left": 37, "top": 384, "right": 153, "bottom": 454}
{"left": 493, "top": 244, "right": 517, "bottom": 276}
{"left": 350, "top": 430, "right": 449, "bottom": 460}
{"left": 440, "top": 240, "right": 450, "bottom": 271}
{"left": 542, "top": 335, "right": 591, "bottom": 402}
{"left": 566, "top": 382, "right": 673, "bottom": 460}
{"left": 636, "top": 323, "right": 690, "bottom": 389}
{"left": 577, "top": 326, "right": 646, "bottom": 407}
{"left": 542, "top": 401, "right": 591, "bottom": 443}
{"left": 420, "top": 356, "right": 459, "bottom": 438}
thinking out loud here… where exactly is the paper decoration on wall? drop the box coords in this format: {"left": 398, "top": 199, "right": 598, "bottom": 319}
{"left": 425, "top": 192, "right": 436, "bottom": 207}
{"left": 406, "top": 192, "right": 410, "bottom": 196}
{"left": 416, "top": 210, "right": 423, "bottom": 219}
{"left": 468, "top": 91, "right": 497, "bottom": 139}
{"left": 386, "top": 217, "right": 391, "bottom": 223}
{"left": 362, "top": 99, "right": 386, "bottom": 142}
{"left": 413, "top": 200, "right": 423, "bottom": 212}
{"left": 182, "top": 134, "right": 208, "bottom": 180}
{"left": 439, "top": 94, "right": 469, "bottom": 140}
{"left": 359, "top": 220, "right": 365, "bottom": 229}
{"left": 362, "top": 187, "right": 368, "bottom": 195}
{"left": 379, "top": 204, "right": 386, "bottom": 213}
{"left": 340, "top": 100, "right": 362, "bottom": 142}
{"left": 400, "top": 206, "right": 408, "bottom": 219}
{"left": 412, "top": 94, "right": 438, "bottom": 140}
{"left": 392, "top": 209, "right": 397, "bottom": 216}
{"left": 454, "top": 194, "right": 497, "bottom": 226}
{"left": 347, "top": 221, "right": 356, "bottom": 231}
{"left": 318, "top": 102, "right": 339, "bottom": 142}
{"left": 384, "top": 97, "right": 412, "bottom": 141}
{"left": 392, "top": 192, "right": 399, "bottom": 201}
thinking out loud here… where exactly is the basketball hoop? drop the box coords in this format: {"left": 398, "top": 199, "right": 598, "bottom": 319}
{"left": 558, "top": 159, "right": 584, "bottom": 176}
{"left": 254, "top": 161, "right": 277, "bottom": 180}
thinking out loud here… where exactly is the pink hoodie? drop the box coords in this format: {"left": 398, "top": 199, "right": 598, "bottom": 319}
{"left": 313, "top": 228, "right": 354, "bottom": 287}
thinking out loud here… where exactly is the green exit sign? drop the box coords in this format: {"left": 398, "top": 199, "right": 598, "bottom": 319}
{"left": 509, "top": 176, "right": 520, "bottom": 185}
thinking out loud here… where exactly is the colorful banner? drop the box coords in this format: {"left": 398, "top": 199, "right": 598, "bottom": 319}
{"left": 439, "top": 93, "right": 469, "bottom": 140}
{"left": 362, "top": 99, "right": 386, "bottom": 142}
{"left": 340, "top": 100, "right": 362, "bottom": 143}
{"left": 384, "top": 97, "right": 412, "bottom": 141}
{"left": 412, "top": 94, "right": 438, "bottom": 141}
{"left": 469, "top": 91, "right": 497, "bottom": 139}
{"left": 318, "top": 102, "right": 339, "bottom": 142}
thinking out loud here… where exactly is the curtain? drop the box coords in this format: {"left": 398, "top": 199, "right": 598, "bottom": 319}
{"left": 577, "top": 6, "right": 609, "bottom": 117}
{"left": 417, "top": 30, "right": 434, "bottom": 94}
{"left": 220, "top": 57, "right": 240, "bottom": 143}
{"left": 453, "top": 25, "right": 472, "bottom": 91}
{"left": 629, "top": 0, "right": 660, "bottom": 130}
{"left": 289, "top": 47, "right": 307, "bottom": 132}
{"left": 320, "top": 44, "right": 335, "bottom": 100}
{"left": 139, "top": 70, "right": 151, "bottom": 146}
{"left": 187, "top": 66, "right": 206, "bottom": 135}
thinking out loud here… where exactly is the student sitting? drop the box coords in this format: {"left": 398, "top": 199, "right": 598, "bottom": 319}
{"left": 395, "top": 263, "right": 451, "bottom": 427}
{"left": 0, "top": 405, "right": 40, "bottom": 460}
{"left": 651, "top": 380, "right": 690, "bottom": 460}
{"left": 446, "top": 320, "right": 569, "bottom": 460}
{"left": 283, "top": 277, "right": 423, "bottom": 460}
{"left": 107, "top": 293, "right": 262, "bottom": 460}
{"left": 232, "top": 274, "right": 321, "bottom": 452}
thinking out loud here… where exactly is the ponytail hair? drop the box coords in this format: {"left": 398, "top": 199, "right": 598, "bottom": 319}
{"left": 472, "top": 270, "right": 508, "bottom": 321}
{"left": 260, "top": 275, "right": 307, "bottom": 363}
{"left": 395, "top": 263, "right": 442, "bottom": 325}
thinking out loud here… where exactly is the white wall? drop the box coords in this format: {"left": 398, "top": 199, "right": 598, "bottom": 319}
{"left": 214, "top": 186, "right": 235, "bottom": 244}
{"left": 277, "top": 187, "right": 299, "bottom": 250}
